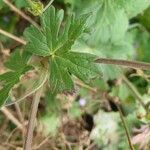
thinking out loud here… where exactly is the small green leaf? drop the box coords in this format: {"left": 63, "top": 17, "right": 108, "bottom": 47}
{"left": 5, "top": 51, "right": 31, "bottom": 71}
{"left": 0, "top": 50, "right": 33, "bottom": 106}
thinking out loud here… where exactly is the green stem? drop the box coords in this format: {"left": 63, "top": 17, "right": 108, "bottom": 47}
{"left": 115, "top": 101, "right": 135, "bottom": 150}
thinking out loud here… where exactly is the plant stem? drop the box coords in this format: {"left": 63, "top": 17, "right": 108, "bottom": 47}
{"left": 33, "top": 136, "right": 50, "bottom": 150}
{"left": 0, "top": 28, "right": 26, "bottom": 45}
{"left": 96, "top": 58, "right": 150, "bottom": 70}
{"left": 11, "top": 94, "right": 25, "bottom": 124}
{"left": 42, "top": 0, "right": 54, "bottom": 13}
{"left": 1, "top": 107, "right": 23, "bottom": 130}
{"left": 24, "top": 87, "right": 43, "bottom": 150}
{"left": 26, "top": 0, "right": 54, "bottom": 15}
{"left": 75, "top": 80, "right": 97, "bottom": 93}
{"left": 114, "top": 100, "right": 135, "bottom": 150}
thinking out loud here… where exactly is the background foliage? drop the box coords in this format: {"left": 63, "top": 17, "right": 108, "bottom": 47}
{"left": 0, "top": 0, "right": 150, "bottom": 149}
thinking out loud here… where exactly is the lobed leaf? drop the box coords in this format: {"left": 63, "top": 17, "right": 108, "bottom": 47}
{"left": 24, "top": 6, "right": 102, "bottom": 93}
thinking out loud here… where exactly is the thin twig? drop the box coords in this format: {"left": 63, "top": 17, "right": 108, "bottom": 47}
{"left": 5, "top": 127, "right": 18, "bottom": 144}
{"left": 3, "top": 0, "right": 40, "bottom": 30}
{"left": 24, "top": 87, "right": 43, "bottom": 150}
{"left": 33, "top": 136, "right": 50, "bottom": 150}
{"left": 96, "top": 58, "right": 150, "bottom": 70}
{"left": 14, "top": 104, "right": 24, "bottom": 125}
{"left": 1, "top": 107, "right": 23, "bottom": 130}
{"left": 13, "top": 103, "right": 25, "bottom": 141}
{"left": 3, "top": 143, "right": 17, "bottom": 149}
{"left": 11, "top": 94, "right": 25, "bottom": 142}
{"left": 75, "top": 80, "right": 97, "bottom": 93}
{"left": 42, "top": 0, "right": 54, "bottom": 13}
{"left": 11, "top": 94, "right": 24, "bottom": 125}
{"left": 122, "top": 75, "right": 147, "bottom": 110}
{"left": 114, "top": 99, "right": 135, "bottom": 150}
{"left": 0, "top": 28, "right": 26, "bottom": 45}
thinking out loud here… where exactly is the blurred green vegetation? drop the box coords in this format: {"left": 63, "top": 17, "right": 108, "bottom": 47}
{"left": 0, "top": 0, "right": 150, "bottom": 149}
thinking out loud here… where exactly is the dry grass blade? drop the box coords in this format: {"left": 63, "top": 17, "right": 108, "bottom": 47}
{"left": 1, "top": 107, "right": 23, "bottom": 130}
{"left": 0, "top": 28, "right": 26, "bottom": 45}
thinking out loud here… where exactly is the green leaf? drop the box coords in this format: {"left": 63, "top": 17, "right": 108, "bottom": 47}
{"left": 0, "top": 50, "right": 32, "bottom": 106}
{"left": 24, "top": 26, "right": 50, "bottom": 56}
{"left": 4, "top": 68, "right": 48, "bottom": 106}
{"left": 136, "top": 29, "right": 150, "bottom": 62}
{"left": 24, "top": 6, "right": 89, "bottom": 55}
{"left": 0, "top": 84, "right": 13, "bottom": 107}
{"left": 81, "top": 0, "right": 150, "bottom": 45}
{"left": 49, "top": 52, "right": 101, "bottom": 92}
{"left": 49, "top": 57, "right": 74, "bottom": 92}
{"left": 4, "top": 51, "right": 31, "bottom": 71}
{"left": 90, "top": 0, "right": 128, "bottom": 44}
{"left": 123, "top": 0, "right": 150, "bottom": 18}
{"left": 90, "top": 110, "right": 120, "bottom": 148}
{"left": 24, "top": 6, "right": 102, "bottom": 93}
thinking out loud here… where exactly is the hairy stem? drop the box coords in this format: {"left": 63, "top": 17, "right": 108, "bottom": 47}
{"left": 24, "top": 87, "right": 43, "bottom": 150}
{"left": 114, "top": 100, "right": 135, "bottom": 150}
{"left": 96, "top": 58, "right": 150, "bottom": 70}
